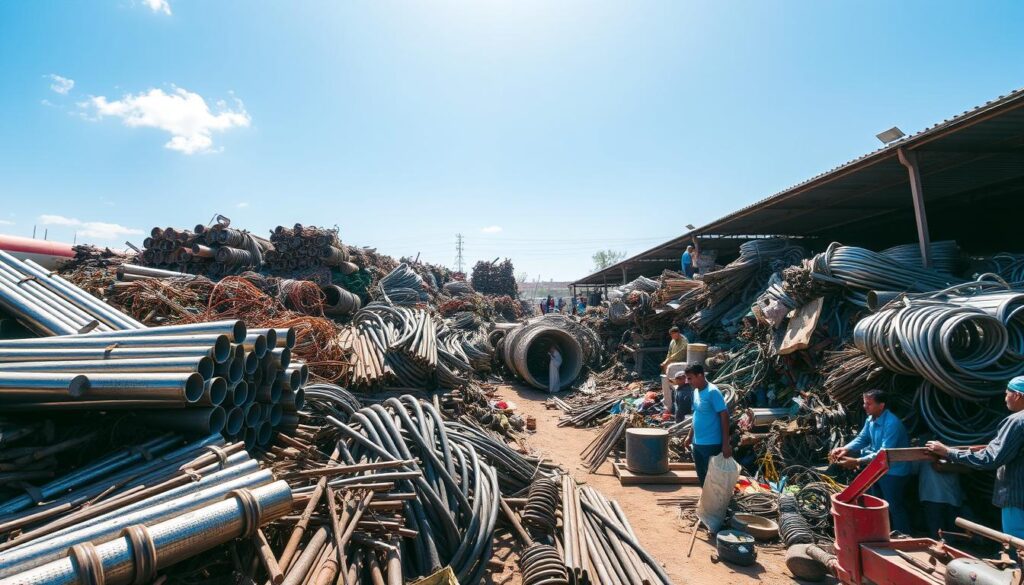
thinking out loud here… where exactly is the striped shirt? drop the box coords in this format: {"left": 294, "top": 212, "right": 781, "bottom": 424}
{"left": 947, "top": 410, "right": 1024, "bottom": 509}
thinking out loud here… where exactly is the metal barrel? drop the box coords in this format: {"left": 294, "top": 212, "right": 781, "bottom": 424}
{"left": 624, "top": 428, "right": 669, "bottom": 474}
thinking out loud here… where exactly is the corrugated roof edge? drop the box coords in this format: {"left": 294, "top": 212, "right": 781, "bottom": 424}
{"left": 573, "top": 86, "right": 1024, "bottom": 285}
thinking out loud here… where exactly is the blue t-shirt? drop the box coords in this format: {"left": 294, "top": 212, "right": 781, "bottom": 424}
{"left": 681, "top": 251, "right": 692, "bottom": 270}
{"left": 692, "top": 383, "right": 727, "bottom": 446}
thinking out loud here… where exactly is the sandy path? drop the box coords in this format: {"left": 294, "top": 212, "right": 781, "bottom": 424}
{"left": 487, "top": 383, "right": 807, "bottom": 585}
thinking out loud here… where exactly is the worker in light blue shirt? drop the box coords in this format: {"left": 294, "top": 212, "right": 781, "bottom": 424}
{"left": 830, "top": 389, "right": 912, "bottom": 533}
{"left": 681, "top": 363, "right": 732, "bottom": 487}
{"left": 681, "top": 245, "right": 696, "bottom": 278}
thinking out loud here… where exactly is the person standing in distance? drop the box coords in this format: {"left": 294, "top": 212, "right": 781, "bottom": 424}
{"left": 681, "top": 363, "right": 732, "bottom": 487}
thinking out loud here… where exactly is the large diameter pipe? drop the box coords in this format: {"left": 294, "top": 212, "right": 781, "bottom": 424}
{"left": 321, "top": 285, "right": 362, "bottom": 316}
{"left": 247, "top": 328, "right": 278, "bottom": 350}
{"left": 0, "top": 480, "right": 291, "bottom": 585}
{"left": 0, "top": 346, "right": 219, "bottom": 364}
{"left": 76, "top": 320, "right": 246, "bottom": 343}
{"left": 0, "top": 356, "right": 215, "bottom": 379}
{"left": 501, "top": 324, "right": 583, "bottom": 390}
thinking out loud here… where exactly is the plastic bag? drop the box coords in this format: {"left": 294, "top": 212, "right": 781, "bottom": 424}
{"left": 696, "top": 454, "right": 742, "bottom": 533}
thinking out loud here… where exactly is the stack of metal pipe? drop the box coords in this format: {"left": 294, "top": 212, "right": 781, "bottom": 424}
{"left": 0, "top": 436, "right": 292, "bottom": 585}
{"left": 339, "top": 303, "right": 483, "bottom": 390}
{"left": 138, "top": 223, "right": 274, "bottom": 277}
{"left": 561, "top": 475, "right": 672, "bottom": 585}
{"left": 0, "top": 250, "right": 144, "bottom": 336}
{"left": 266, "top": 224, "right": 358, "bottom": 274}
{"left": 0, "top": 319, "right": 308, "bottom": 447}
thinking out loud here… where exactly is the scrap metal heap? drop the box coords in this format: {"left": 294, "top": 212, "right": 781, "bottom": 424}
{"left": 563, "top": 238, "right": 1024, "bottom": 561}
{"left": 0, "top": 220, "right": 656, "bottom": 585}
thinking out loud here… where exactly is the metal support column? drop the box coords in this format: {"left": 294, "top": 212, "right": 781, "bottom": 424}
{"left": 621, "top": 265, "right": 627, "bottom": 285}
{"left": 897, "top": 147, "right": 931, "bottom": 269}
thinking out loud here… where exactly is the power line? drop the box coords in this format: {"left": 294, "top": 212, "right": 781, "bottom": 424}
{"left": 454, "top": 233, "right": 465, "bottom": 273}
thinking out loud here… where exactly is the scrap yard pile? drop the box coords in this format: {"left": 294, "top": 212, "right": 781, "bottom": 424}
{"left": 0, "top": 218, "right": 668, "bottom": 585}
{"left": 563, "top": 238, "right": 1024, "bottom": 566}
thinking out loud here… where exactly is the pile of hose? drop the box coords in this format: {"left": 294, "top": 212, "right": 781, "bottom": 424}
{"left": 317, "top": 395, "right": 523, "bottom": 583}
{"left": 810, "top": 243, "right": 963, "bottom": 307}
{"left": 854, "top": 295, "right": 1024, "bottom": 401}
{"left": 880, "top": 240, "right": 962, "bottom": 275}
{"left": 377, "top": 263, "right": 430, "bottom": 306}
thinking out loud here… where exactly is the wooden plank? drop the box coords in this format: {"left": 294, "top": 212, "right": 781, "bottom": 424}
{"left": 778, "top": 297, "right": 825, "bottom": 356}
{"left": 612, "top": 462, "right": 699, "bottom": 486}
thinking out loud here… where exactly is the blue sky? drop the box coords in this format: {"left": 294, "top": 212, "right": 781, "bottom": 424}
{"left": 1, "top": 1, "right": 1022, "bottom": 281}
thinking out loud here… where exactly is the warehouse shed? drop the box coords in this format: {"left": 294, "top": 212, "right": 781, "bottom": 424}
{"left": 574, "top": 87, "right": 1024, "bottom": 291}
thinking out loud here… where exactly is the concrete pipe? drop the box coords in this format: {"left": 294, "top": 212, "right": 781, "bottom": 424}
{"left": 501, "top": 321, "right": 584, "bottom": 391}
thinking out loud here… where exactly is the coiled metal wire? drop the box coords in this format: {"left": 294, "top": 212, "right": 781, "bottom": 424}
{"left": 778, "top": 494, "right": 814, "bottom": 546}
{"left": 811, "top": 243, "right": 962, "bottom": 306}
{"left": 521, "top": 477, "right": 560, "bottom": 535}
{"left": 519, "top": 543, "right": 570, "bottom": 585}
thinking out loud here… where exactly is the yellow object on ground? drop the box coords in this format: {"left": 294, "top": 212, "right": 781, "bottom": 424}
{"left": 410, "top": 566, "right": 459, "bottom": 585}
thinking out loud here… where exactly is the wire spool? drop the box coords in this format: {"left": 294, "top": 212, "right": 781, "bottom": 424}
{"left": 519, "top": 543, "right": 569, "bottom": 585}
{"left": 521, "top": 477, "right": 560, "bottom": 535}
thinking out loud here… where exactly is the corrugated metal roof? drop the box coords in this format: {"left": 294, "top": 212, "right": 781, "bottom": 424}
{"left": 574, "top": 86, "right": 1024, "bottom": 285}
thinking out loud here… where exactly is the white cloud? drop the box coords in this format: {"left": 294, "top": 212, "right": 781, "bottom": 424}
{"left": 47, "top": 74, "right": 74, "bottom": 95}
{"left": 83, "top": 87, "right": 251, "bottom": 154}
{"left": 236, "top": 202, "right": 250, "bottom": 208}
{"left": 38, "top": 215, "right": 143, "bottom": 241}
{"left": 142, "top": 0, "right": 171, "bottom": 15}
{"left": 0, "top": 220, "right": 14, "bottom": 226}
{"left": 480, "top": 225, "right": 503, "bottom": 234}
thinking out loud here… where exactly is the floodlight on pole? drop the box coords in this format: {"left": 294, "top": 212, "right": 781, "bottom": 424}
{"left": 876, "top": 127, "right": 905, "bottom": 144}
{"left": 685, "top": 224, "right": 696, "bottom": 231}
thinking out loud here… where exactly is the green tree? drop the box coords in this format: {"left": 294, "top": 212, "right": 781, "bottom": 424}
{"left": 592, "top": 249, "right": 627, "bottom": 271}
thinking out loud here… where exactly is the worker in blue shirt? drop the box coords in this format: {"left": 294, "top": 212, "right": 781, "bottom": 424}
{"left": 681, "top": 245, "right": 696, "bottom": 278}
{"left": 830, "top": 389, "right": 912, "bottom": 534}
{"left": 681, "top": 363, "right": 732, "bottom": 487}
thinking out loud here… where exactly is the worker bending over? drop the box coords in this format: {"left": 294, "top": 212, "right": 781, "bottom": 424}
{"left": 681, "top": 364, "right": 732, "bottom": 487}
{"left": 660, "top": 326, "right": 688, "bottom": 415}
{"left": 830, "top": 389, "right": 912, "bottom": 534}
{"left": 927, "top": 376, "right": 1024, "bottom": 541}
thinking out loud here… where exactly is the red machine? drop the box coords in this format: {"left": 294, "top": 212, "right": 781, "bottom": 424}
{"left": 805, "top": 448, "right": 1022, "bottom": 585}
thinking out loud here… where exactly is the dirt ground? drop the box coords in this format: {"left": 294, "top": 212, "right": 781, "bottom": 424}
{"left": 487, "top": 383, "right": 813, "bottom": 585}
